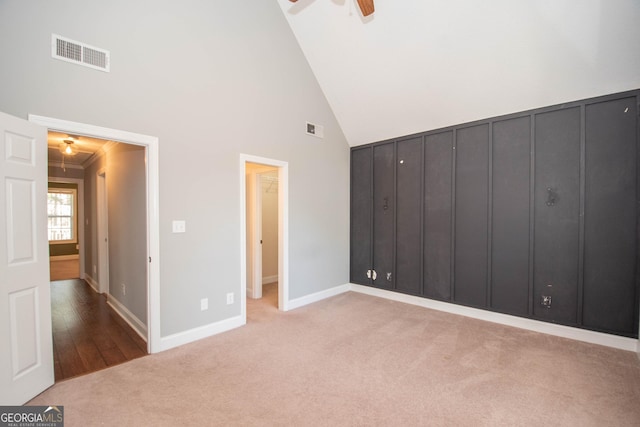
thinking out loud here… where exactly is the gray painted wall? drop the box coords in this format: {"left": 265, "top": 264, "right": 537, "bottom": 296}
{"left": 262, "top": 171, "right": 278, "bottom": 280}
{"left": 0, "top": 1, "right": 350, "bottom": 337}
{"left": 83, "top": 154, "right": 106, "bottom": 288}
{"left": 106, "top": 144, "right": 147, "bottom": 323}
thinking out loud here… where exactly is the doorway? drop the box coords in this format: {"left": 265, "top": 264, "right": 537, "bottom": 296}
{"left": 246, "top": 164, "right": 279, "bottom": 307}
{"left": 46, "top": 133, "right": 148, "bottom": 381}
{"left": 29, "top": 114, "right": 161, "bottom": 356}
{"left": 240, "top": 154, "right": 289, "bottom": 323}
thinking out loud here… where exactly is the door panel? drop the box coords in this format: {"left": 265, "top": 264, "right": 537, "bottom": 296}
{"left": 0, "top": 111, "right": 53, "bottom": 405}
{"left": 424, "top": 131, "right": 453, "bottom": 300}
{"left": 454, "top": 124, "right": 489, "bottom": 307}
{"left": 533, "top": 107, "right": 581, "bottom": 324}
{"left": 396, "top": 137, "right": 422, "bottom": 294}
{"left": 583, "top": 98, "right": 637, "bottom": 334}
{"left": 350, "top": 147, "right": 372, "bottom": 285}
{"left": 372, "top": 143, "right": 395, "bottom": 289}
{"left": 491, "top": 117, "right": 531, "bottom": 316}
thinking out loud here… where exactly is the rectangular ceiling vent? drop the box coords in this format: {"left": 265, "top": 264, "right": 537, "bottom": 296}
{"left": 51, "top": 34, "right": 110, "bottom": 72}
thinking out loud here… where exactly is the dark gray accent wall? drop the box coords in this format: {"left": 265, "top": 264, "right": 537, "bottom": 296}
{"left": 423, "top": 132, "right": 453, "bottom": 301}
{"left": 491, "top": 116, "right": 530, "bottom": 316}
{"left": 583, "top": 97, "right": 637, "bottom": 334}
{"left": 372, "top": 143, "right": 395, "bottom": 290}
{"left": 395, "top": 137, "right": 422, "bottom": 295}
{"left": 350, "top": 90, "right": 640, "bottom": 338}
{"left": 454, "top": 124, "right": 489, "bottom": 307}
{"left": 533, "top": 107, "right": 581, "bottom": 325}
{"left": 350, "top": 147, "right": 372, "bottom": 285}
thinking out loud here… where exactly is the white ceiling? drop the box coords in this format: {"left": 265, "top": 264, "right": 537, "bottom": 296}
{"left": 276, "top": 0, "right": 640, "bottom": 146}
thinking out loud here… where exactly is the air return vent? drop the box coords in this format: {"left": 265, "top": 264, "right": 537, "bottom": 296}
{"left": 306, "top": 122, "right": 324, "bottom": 138}
{"left": 51, "top": 34, "right": 110, "bottom": 72}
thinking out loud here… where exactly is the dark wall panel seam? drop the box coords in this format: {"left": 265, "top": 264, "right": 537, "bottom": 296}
{"left": 392, "top": 141, "right": 398, "bottom": 290}
{"left": 528, "top": 114, "right": 535, "bottom": 316}
{"left": 368, "top": 146, "right": 374, "bottom": 285}
{"left": 635, "top": 98, "right": 640, "bottom": 335}
{"left": 451, "top": 129, "right": 457, "bottom": 301}
{"left": 420, "top": 136, "right": 426, "bottom": 296}
{"left": 577, "top": 105, "right": 586, "bottom": 326}
{"left": 487, "top": 122, "right": 493, "bottom": 308}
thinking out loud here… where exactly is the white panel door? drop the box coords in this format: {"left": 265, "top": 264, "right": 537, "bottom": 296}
{"left": 0, "top": 111, "right": 53, "bottom": 404}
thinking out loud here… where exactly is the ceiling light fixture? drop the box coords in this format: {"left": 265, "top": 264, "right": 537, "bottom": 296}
{"left": 59, "top": 139, "right": 78, "bottom": 156}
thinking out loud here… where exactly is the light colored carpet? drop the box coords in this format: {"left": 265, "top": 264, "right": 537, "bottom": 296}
{"left": 30, "top": 291, "right": 640, "bottom": 426}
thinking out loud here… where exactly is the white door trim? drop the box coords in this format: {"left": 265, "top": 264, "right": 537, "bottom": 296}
{"left": 28, "top": 115, "right": 161, "bottom": 354}
{"left": 240, "top": 154, "right": 289, "bottom": 323}
{"left": 47, "top": 177, "right": 85, "bottom": 280}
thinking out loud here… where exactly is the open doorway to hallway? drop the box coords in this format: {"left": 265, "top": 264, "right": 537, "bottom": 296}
{"left": 45, "top": 129, "right": 150, "bottom": 381}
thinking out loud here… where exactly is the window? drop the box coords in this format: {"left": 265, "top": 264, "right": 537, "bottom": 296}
{"left": 48, "top": 188, "right": 77, "bottom": 243}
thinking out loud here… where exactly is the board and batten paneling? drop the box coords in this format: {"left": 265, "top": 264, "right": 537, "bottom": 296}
{"left": 350, "top": 147, "right": 372, "bottom": 285}
{"left": 350, "top": 90, "right": 639, "bottom": 338}
{"left": 372, "top": 143, "right": 395, "bottom": 290}
{"left": 454, "top": 124, "right": 489, "bottom": 308}
{"left": 423, "top": 131, "right": 453, "bottom": 301}
{"left": 533, "top": 107, "right": 581, "bottom": 325}
{"left": 583, "top": 97, "right": 637, "bottom": 334}
{"left": 396, "top": 137, "right": 423, "bottom": 294}
{"left": 491, "top": 116, "right": 531, "bottom": 316}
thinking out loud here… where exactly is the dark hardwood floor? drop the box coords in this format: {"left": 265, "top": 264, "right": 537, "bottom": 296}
{"left": 51, "top": 279, "right": 147, "bottom": 381}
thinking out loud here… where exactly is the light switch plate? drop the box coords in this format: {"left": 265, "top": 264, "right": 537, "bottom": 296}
{"left": 172, "top": 220, "right": 186, "bottom": 233}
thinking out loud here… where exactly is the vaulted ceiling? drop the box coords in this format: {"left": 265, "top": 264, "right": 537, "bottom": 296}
{"left": 276, "top": 0, "right": 640, "bottom": 146}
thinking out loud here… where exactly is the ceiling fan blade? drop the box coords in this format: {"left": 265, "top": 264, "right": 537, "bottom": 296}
{"left": 356, "top": 0, "right": 374, "bottom": 16}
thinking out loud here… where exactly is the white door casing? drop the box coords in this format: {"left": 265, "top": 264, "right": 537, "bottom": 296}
{"left": 0, "top": 111, "right": 54, "bottom": 404}
{"left": 29, "top": 114, "right": 161, "bottom": 354}
{"left": 240, "top": 154, "right": 289, "bottom": 321}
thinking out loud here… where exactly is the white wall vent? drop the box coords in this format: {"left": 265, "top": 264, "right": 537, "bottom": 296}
{"left": 51, "top": 34, "right": 110, "bottom": 72}
{"left": 306, "top": 122, "right": 324, "bottom": 139}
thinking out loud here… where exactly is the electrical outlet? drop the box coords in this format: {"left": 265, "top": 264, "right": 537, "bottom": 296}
{"left": 93, "top": 265, "right": 97, "bottom": 274}
{"left": 200, "top": 298, "right": 208, "bottom": 311}
{"left": 541, "top": 295, "right": 552, "bottom": 308}
{"left": 122, "top": 283, "right": 126, "bottom": 296}
{"left": 226, "top": 293, "right": 234, "bottom": 305}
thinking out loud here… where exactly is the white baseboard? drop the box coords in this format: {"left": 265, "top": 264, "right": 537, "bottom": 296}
{"left": 159, "top": 315, "right": 245, "bottom": 353}
{"left": 262, "top": 275, "right": 278, "bottom": 285}
{"left": 350, "top": 284, "right": 638, "bottom": 353}
{"left": 107, "top": 295, "right": 148, "bottom": 342}
{"left": 286, "top": 283, "right": 351, "bottom": 311}
{"left": 49, "top": 254, "right": 79, "bottom": 261}
{"left": 84, "top": 274, "right": 100, "bottom": 293}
